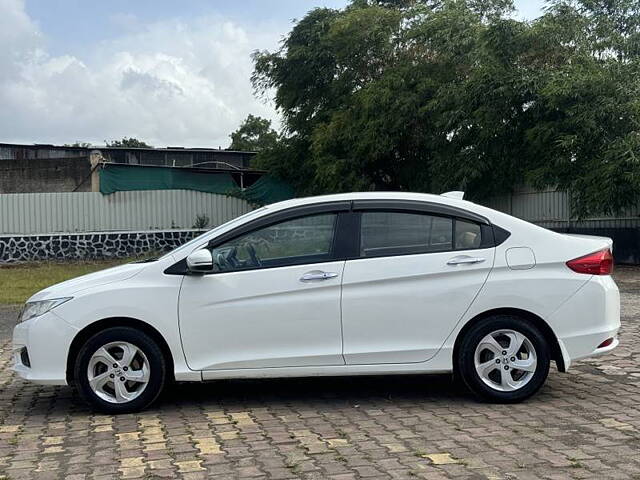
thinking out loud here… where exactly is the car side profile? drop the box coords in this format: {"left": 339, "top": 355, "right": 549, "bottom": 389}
{"left": 13, "top": 192, "right": 620, "bottom": 413}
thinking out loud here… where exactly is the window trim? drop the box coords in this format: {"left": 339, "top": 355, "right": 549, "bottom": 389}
{"left": 357, "top": 210, "right": 455, "bottom": 259}
{"left": 352, "top": 199, "right": 490, "bottom": 225}
{"left": 208, "top": 201, "right": 351, "bottom": 251}
{"left": 207, "top": 212, "right": 340, "bottom": 274}
{"left": 164, "top": 199, "right": 511, "bottom": 274}
{"left": 354, "top": 209, "right": 497, "bottom": 261}
{"left": 164, "top": 201, "right": 350, "bottom": 275}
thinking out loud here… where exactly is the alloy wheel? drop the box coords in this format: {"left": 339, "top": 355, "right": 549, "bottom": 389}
{"left": 87, "top": 341, "right": 150, "bottom": 404}
{"left": 473, "top": 329, "right": 537, "bottom": 392}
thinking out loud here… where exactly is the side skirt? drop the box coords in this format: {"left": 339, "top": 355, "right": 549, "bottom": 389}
{"left": 198, "top": 362, "right": 452, "bottom": 381}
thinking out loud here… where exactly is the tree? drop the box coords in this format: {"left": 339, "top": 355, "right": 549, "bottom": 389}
{"left": 228, "top": 115, "right": 279, "bottom": 152}
{"left": 252, "top": 0, "right": 640, "bottom": 217}
{"left": 64, "top": 141, "right": 92, "bottom": 148}
{"left": 105, "top": 137, "right": 152, "bottom": 148}
{"left": 521, "top": 0, "right": 640, "bottom": 216}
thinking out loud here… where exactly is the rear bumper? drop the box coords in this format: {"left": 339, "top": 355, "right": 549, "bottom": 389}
{"left": 12, "top": 311, "right": 78, "bottom": 385}
{"left": 588, "top": 336, "right": 619, "bottom": 356}
{"left": 548, "top": 275, "right": 620, "bottom": 370}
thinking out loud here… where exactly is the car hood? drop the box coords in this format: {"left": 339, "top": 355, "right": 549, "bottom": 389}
{"left": 27, "top": 262, "right": 147, "bottom": 302}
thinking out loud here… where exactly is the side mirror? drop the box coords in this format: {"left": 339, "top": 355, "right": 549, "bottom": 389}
{"left": 186, "top": 249, "right": 214, "bottom": 274}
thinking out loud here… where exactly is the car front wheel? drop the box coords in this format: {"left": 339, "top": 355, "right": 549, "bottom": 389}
{"left": 74, "top": 327, "right": 167, "bottom": 413}
{"left": 457, "top": 315, "right": 550, "bottom": 403}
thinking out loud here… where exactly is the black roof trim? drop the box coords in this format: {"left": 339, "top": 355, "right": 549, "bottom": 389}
{"left": 164, "top": 201, "right": 351, "bottom": 275}
{"left": 351, "top": 199, "right": 490, "bottom": 225}
{"left": 207, "top": 201, "right": 352, "bottom": 249}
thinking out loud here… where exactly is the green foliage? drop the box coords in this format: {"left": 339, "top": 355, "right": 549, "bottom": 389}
{"left": 193, "top": 214, "right": 210, "bottom": 229}
{"left": 105, "top": 137, "right": 152, "bottom": 148}
{"left": 228, "top": 114, "right": 279, "bottom": 152}
{"left": 252, "top": 0, "right": 640, "bottom": 217}
{"left": 64, "top": 141, "right": 92, "bottom": 148}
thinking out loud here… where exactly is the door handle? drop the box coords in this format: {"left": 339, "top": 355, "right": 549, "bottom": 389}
{"left": 447, "top": 255, "right": 486, "bottom": 266}
{"left": 300, "top": 271, "right": 339, "bottom": 282}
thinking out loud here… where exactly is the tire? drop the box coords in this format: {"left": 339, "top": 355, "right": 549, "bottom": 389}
{"left": 74, "top": 327, "right": 167, "bottom": 414}
{"left": 456, "top": 315, "right": 550, "bottom": 403}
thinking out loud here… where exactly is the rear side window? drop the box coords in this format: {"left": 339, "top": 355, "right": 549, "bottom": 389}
{"left": 455, "top": 219, "right": 482, "bottom": 250}
{"left": 360, "top": 211, "right": 453, "bottom": 257}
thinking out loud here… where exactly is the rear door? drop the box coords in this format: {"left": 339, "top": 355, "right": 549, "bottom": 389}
{"left": 341, "top": 203, "right": 495, "bottom": 364}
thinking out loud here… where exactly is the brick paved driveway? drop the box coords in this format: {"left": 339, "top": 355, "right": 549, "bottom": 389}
{"left": 0, "top": 269, "right": 639, "bottom": 480}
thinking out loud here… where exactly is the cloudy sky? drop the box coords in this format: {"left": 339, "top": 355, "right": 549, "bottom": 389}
{"left": 1, "top": 0, "right": 545, "bottom": 148}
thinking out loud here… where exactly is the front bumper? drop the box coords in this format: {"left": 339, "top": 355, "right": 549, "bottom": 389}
{"left": 12, "top": 311, "right": 79, "bottom": 385}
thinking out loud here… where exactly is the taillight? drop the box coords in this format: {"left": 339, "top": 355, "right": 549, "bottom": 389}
{"left": 566, "top": 248, "right": 614, "bottom": 275}
{"left": 597, "top": 337, "right": 615, "bottom": 349}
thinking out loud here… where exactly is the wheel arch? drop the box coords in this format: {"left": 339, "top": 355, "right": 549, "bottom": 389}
{"left": 452, "top": 307, "right": 566, "bottom": 373}
{"left": 66, "top": 317, "right": 175, "bottom": 385}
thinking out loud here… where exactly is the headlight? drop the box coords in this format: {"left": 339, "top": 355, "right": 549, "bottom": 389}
{"left": 19, "top": 298, "right": 72, "bottom": 323}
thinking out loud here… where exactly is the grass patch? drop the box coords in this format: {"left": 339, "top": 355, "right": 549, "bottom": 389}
{"left": 0, "top": 259, "right": 132, "bottom": 305}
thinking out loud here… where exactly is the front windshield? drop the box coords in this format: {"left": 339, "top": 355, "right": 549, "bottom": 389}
{"left": 159, "top": 206, "right": 268, "bottom": 260}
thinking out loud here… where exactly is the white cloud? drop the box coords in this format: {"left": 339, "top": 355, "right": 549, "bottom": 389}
{"left": 0, "top": 0, "right": 41, "bottom": 82}
{"left": 0, "top": 0, "right": 281, "bottom": 147}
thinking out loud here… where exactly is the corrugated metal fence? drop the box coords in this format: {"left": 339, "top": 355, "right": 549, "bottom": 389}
{"left": 2, "top": 187, "right": 638, "bottom": 235}
{"left": 0, "top": 190, "right": 254, "bottom": 234}
{"left": 483, "top": 189, "right": 640, "bottom": 229}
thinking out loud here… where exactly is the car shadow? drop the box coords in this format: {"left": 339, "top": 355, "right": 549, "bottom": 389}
{"left": 8, "top": 372, "right": 566, "bottom": 417}
{"left": 12, "top": 373, "right": 476, "bottom": 417}
{"left": 158, "top": 373, "right": 474, "bottom": 409}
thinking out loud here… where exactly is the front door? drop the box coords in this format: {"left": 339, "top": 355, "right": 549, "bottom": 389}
{"left": 341, "top": 209, "right": 495, "bottom": 364}
{"left": 178, "top": 212, "right": 345, "bottom": 371}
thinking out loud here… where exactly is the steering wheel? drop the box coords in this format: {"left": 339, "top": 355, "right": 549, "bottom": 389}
{"left": 225, "top": 247, "right": 240, "bottom": 268}
{"left": 215, "top": 252, "right": 231, "bottom": 271}
{"left": 214, "top": 247, "right": 239, "bottom": 270}
{"left": 246, "top": 244, "right": 262, "bottom": 267}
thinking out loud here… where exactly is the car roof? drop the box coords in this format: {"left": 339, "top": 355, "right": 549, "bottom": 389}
{"left": 166, "top": 191, "right": 559, "bottom": 262}
{"left": 265, "top": 191, "right": 457, "bottom": 211}
{"left": 260, "top": 191, "right": 552, "bottom": 235}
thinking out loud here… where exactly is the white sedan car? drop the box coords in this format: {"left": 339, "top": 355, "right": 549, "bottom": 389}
{"left": 13, "top": 192, "right": 620, "bottom": 413}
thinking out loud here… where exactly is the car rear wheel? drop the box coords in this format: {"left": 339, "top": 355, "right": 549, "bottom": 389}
{"left": 457, "top": 315, "right": 550, "bottom": 403}
{"left": 74, "top": 327, "right": 167, "bottom": 414}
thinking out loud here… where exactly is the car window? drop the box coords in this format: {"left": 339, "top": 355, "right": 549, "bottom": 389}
{"left": 210, "top": 213, "right": 337, "bottom": 272}
{"left": 455, "top": 219, "right": 482, "bottom": 250}
{"left": 360, "top": 211, "right": 453, "bottom": 258}
{"left": 159, "top": 206, "right": 269, "bottom": 260}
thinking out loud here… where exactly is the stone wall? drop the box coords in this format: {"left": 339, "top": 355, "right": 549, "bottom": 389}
{"left": 0, "top": 230, "right": 205, "bottom": 263}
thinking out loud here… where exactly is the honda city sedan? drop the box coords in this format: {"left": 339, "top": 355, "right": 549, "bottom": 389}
{"left": 13, "top": 192, "right": 620, "bottom": 413}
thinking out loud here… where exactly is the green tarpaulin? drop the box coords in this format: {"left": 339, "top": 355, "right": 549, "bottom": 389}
{"left": 100, "top": 165, "right": 237, "bottom": 195}
{"left": 240, "top": 175, "right": 295, "bottom": 205}
{"left": 100, "top": 164, "right": 295, "bottom": 205}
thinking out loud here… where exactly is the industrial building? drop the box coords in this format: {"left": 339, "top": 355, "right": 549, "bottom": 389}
{"left": 0, "top": 142, "right": 258, "bottom": 193}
